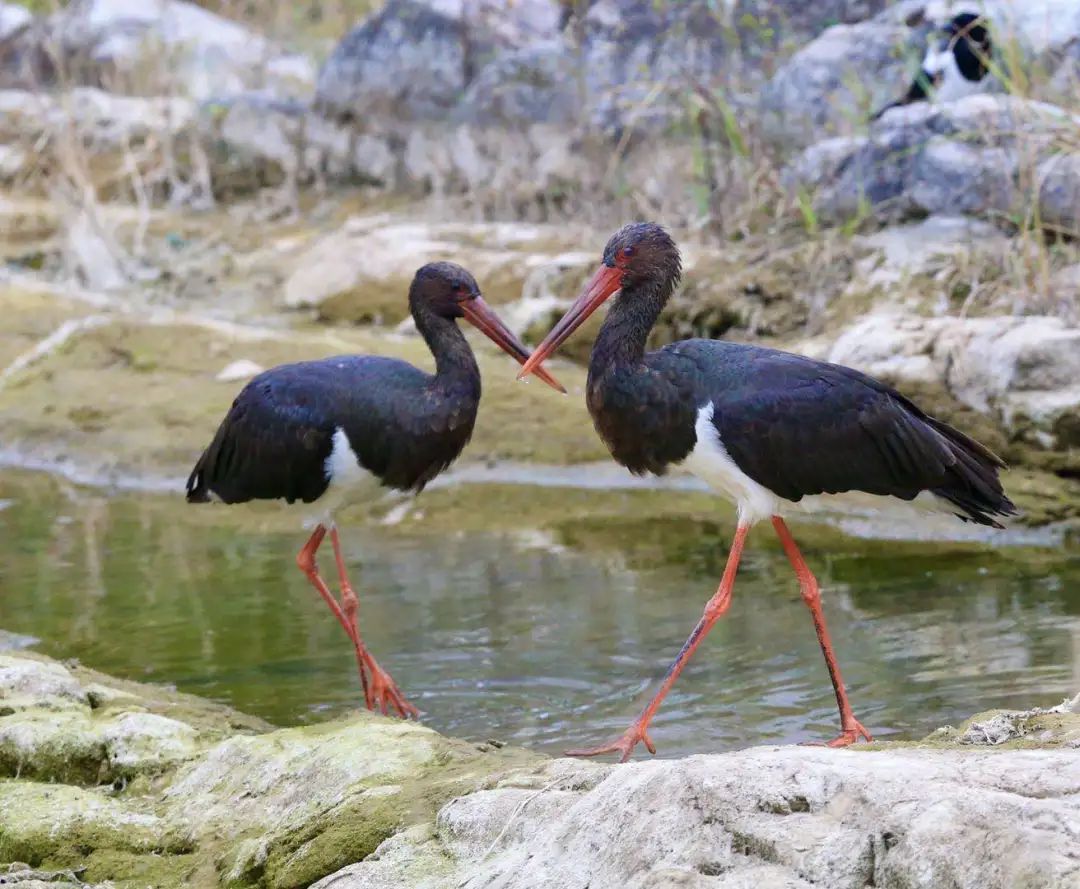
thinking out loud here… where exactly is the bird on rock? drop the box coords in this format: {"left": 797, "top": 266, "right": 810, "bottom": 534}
{"left": 188, "top": 262, "right": 563, "bottom": 718}
{"left": 873, "top": 12, "right": 992, "bottom": 120}
{"left": 518, "top": 223, "right": 1014, "bottom": 761}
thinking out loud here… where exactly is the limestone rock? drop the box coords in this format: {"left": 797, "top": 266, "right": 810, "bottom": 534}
{"left": 973, "top": 0, "right": 1080, "bottom": 55}
{"left": 0, "top": 781, "right": 180, "bottom": 861}
{"left": 50, "top": 0, "right": 315, "bottom": 101}
{"left": 215, "top": 359, "right": 265, "bottom": 383}
{"left": 319, "top": 741, "right": 1080, "bottom": 889}
{"left": 784, "top": 94, "right": 1080, "bottom": 228}
{"left": 0, "top": 654, "right": 88, "bottom": 709}
{"left": 0, "top": 4, "right": 51, "bottom": 90}
{"left": 1038, "top": 152, "right": 1080, "bottom": 234}
{"left": 318, "top": 1, "right": 736, "bottom": 135}
{"left": 457, "top": 39, "right": 578, "bottom": 127}
{"left": 282, "top": 216, "right": 584, "bottom": 325}
{"left": 0, "top": 87, "right": 195, "bottom": 145}
{"left": 164, "top": 719, "right": 441, "bottom": 840}
{"left": 761, "top": 20, "right": 920, "bottom": 148}
{"left": 0, "top": 652, "right": 265, "bottom": 784}
{"left": 315, "top": 0, "right": 559, "bottom": 122}
{"left": 0, "top": 2, "right": 29, "bottom": 41}
{"left": 100, "top": 712, "right": 200, "bottom": 776}
{"left": 1, "top": 651, "right": 1077, "bottom": 889}
{"left": 0, "top": 87, "right": 199, "bottom": 198}
{"left": 829, "top": 312, "right": 1080, "bottom": 457}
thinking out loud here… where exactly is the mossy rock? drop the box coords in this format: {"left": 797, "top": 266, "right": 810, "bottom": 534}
{"left": 0, "top": 288, "right": 92, "bottom": 371}
{"left": 0, "top": 317, "right": 603, "bottom": 480}
{"left": 0, "top": 780, "right": 187, "bottom": 865}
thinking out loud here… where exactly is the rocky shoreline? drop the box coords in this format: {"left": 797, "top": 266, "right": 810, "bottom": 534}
{"left": 3, "top": 205, "right": 1078, "bottom": 534}
{"left": 1, "top": 649, "right": 1077, "bottom": 888}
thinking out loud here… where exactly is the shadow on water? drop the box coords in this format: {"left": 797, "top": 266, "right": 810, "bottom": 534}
{"left": 1, "top": 469, "right": 1077, "bottom": 758}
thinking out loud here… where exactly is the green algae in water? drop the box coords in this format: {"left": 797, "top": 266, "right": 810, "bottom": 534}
{"left": 0, "top": 468, "right": 1078, "bottom": 758}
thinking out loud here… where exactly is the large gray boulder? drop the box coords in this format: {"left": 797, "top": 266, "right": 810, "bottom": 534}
{"left": 1038, "top": 152, "right": 1080, "bottom": 234}
{"left": 317, "top": 1, "right": 758, "bottom": 134}
{"left": 322, "top": 712, "right": 1080, "bottom": 888}
{"left": 316, "top": 0, "right": 560, "bottom": 122}
{"left": 0, "top": 3, "right": 52, "bottom": 89}
{"left": 783, "top": 94, "right": 1080, "bottom": 228}
{"left": 829, "top": 312, "right": 1080, "bottom": 459}
{"left": 47, "top": 0, "right": 314, "bottom": 100}
{"left": 763, "top": 0, "right": 1080, "bottom": 149}
{"left": 974, "top": 0, "right": 1080, "bottom": 54}
{"left": 760, "top": 3, "right": 930, "bottom": 148}
{"left": 0, "top": 1, "right": 29, "bottom": 43}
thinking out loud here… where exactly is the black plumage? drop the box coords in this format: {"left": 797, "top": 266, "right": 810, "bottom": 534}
{"left": 579, "top": 224, "right": 1014, "bottom": 527}
{"left": 666, "top": 341, "right": 1010, "bottom": 526}
{"left": 186, "top": 261, "right": 534, "bottom": 507}
{"left": 872, "top": 12, "right": 992, "bottom": 121}
{"left": 187, "top": 353, "right": 477, "bottom": 505}
{"left": 186, "top": 261, "right": 560, "bottom": 719}
{"left": 518, "top": 221, "right": 1016, "bottom": 760}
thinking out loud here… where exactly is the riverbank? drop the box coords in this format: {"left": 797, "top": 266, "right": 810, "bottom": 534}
{"left": 2, "top": 201, "right": 1079, "bottom": 538}
{"left": 0, "top": 650, "right": 1077, "bottom": 888}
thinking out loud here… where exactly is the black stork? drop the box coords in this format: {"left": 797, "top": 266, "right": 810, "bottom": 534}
{"left": 872, "top": 13, "right": 991, "bottom": 120}
{"left": 518, "top": 223, "right": 1015, "bottom": 760}
{"left": 187, "top": 261, "right": 563, "bottom": 718}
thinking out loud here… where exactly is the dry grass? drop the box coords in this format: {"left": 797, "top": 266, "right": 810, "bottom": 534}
{"left": 5, "top": 0, "right": 1079, "bottom": 327}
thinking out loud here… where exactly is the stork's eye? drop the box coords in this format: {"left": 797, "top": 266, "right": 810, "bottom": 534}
{"left": 622, "top": 245, "right": 635, "bottom": 258}
{"left": 451, "top": 282, "right": 464, "bottom": 293}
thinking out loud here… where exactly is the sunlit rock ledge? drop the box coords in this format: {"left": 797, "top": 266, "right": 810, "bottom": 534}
{"left": 0, "top": 649, "right": 1077, "bottom": 889}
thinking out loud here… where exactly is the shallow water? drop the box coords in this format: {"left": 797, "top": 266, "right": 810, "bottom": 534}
{"left": 1, "top": 469, "right": 1077, "bottom": 757}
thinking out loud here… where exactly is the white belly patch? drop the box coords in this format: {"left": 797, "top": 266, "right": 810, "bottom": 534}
{"left": 680, "top": 405, "right": 961, "bottom": 527}
{"left": 680, "top": 403, "right": 779, "bottom": 526}
{"left": 303, "top": 427, "right": 380, "bottom": 527}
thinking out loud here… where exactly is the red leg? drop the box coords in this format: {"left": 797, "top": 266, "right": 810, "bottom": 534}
{"left": 296, "top": 525, "right": 372, "bottom": 710}
{"left": 771, "top": 516, "right": 872, "bottom": 747}
{"left": 329, "top": 527, "right": 419, "bottom": 720}
{"left": 567, "top": 523, "right": 751, "bottom": 762}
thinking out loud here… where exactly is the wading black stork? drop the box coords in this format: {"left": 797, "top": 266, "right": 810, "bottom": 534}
{"left": 187, "top": 262, "right": 562, "bottom": 718}
{"left": 518, "top": 223, "right": 1015, "bottom": 760}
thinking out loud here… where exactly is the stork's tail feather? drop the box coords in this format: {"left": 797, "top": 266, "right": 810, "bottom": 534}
{"left": 869, "top": 101, "right": 898, "bottom": 122}
{"left": 186, "top": 453, "right": 211, "bottom": 503}
{"left": 926, "top": 416, "right": 1017, "bottom": 528}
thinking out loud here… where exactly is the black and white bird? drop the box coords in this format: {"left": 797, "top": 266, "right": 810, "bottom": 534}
{"left": 518, "top": 223, "right": 1015, "bottom": 761}
{"left": 187, "top": 262, "right": 563, "bottom": 718}
{"left": 873, "top": 12, "right": 993, "bottom": 120}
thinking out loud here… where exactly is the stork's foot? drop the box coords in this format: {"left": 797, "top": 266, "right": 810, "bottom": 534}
{"left": 361, "top": 653, "right": 419, "bottom": 720}
{"left": 811, "top": 716, "right": 872, "bottom": 748}
{"left": 566, "top": 721, "right": 657, "bottom": 763}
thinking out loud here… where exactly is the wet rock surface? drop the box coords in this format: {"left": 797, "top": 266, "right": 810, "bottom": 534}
{"left": 1, "top": 650, "right": 1076, "bottom": 889}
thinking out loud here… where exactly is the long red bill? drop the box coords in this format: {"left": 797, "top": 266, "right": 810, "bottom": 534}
{"left": 460, "top": 296, "right": 566, "bottom": 394}
{"left": 517, "top": 264, "right": 623, "bottom": 381}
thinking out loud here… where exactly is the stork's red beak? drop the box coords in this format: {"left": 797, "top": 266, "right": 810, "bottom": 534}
{"left": 517, "top": 264, "right": 623, "bottom": 381}
{"left": 460, "top": 296, "right": 565, "bottom": 394}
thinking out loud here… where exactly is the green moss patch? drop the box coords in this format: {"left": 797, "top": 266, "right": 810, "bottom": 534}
{"left": 0, "top": 317, "right": 600, "bottom": 480}
{"left": 0, "top": 288, "right": 93, "bottom": 372}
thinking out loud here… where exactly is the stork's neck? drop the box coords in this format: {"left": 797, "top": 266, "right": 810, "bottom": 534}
{"left": 591, "top": 275, "right": 674, "bottom": 372}
{"left": 414, "top": 307, "right": 481, "bottom": 391}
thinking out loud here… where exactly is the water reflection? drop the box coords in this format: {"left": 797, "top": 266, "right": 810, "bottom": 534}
{"left": 1, "top": 470, "right": 1077, "bottom": 757}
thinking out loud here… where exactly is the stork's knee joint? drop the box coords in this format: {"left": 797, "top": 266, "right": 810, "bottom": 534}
{"left": 296, "top": 550, "right": 315, "bottom": 574}
{"left": 799, "top": 578, "right": 820, "bottom": 606}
